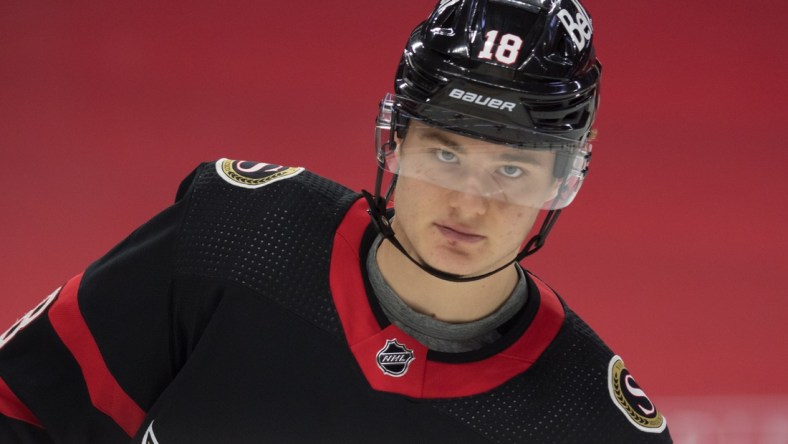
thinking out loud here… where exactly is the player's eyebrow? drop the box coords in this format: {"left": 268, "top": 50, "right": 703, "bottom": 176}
{"left": 420, "top": 129, "right": 463, "bottom": 150}
{"left": 497, "top": 150, "right": 549, "bottom": 166}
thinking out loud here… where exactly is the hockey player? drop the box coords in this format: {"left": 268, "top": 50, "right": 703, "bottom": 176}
{"left": 0, "top": 0, "right": 672, "bottom": 442}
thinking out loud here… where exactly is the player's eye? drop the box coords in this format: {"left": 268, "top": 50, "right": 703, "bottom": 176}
{"left": 498, "top": 165, "right": 524, "bottom": 178}
{"left": 434, "top": 149, "right": 458, "bottom": 163}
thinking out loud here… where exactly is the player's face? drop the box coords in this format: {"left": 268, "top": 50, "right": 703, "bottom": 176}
{"left": 390, "top": 122, "right": 559, "bottom": 277}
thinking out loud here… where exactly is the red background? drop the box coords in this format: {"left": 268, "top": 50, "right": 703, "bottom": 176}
{"left": 2, "top": 1, "right": 787, "bottom": 440}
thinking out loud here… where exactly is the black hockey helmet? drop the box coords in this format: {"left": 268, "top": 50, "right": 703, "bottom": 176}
{"left": 394, "top": 0, "right": 600, "bottom": 146}
{"left": 365, "top": 0, "right": 602, "bottom": 282}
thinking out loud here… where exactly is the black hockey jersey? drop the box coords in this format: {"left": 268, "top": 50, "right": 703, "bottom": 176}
{"left": 0, "top": 159, "right": 671, "bottom": 443}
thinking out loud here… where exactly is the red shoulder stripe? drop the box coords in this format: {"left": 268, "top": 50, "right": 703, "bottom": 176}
{"left": 47, "top": 273, "right": 145, "bottom": 437}
{"left": 0, "top": 376, "right": 43, "bottom": 428}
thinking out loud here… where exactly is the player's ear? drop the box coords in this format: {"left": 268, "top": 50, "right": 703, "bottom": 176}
{"left": 391, "top": 136, "right": 403, "bottom": 165}
{"left": 545, "top": 177, "right": 561, "bottom": 202}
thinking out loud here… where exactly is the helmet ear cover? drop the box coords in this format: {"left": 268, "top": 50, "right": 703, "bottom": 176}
{"left": 393, "top": 109, "right": 410, "bottom": 141}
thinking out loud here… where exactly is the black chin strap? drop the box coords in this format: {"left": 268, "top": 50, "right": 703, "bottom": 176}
{"left": 361, "top": 189, "right": 562, "bottom": 283}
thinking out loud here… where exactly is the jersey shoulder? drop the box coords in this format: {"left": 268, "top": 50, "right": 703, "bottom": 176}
{"left": 181, "top": 158, "right": 357, "bottom": 203}
{"left": 545, "top": 296, "right": 672, "bottom": 441}
{"left": 173, "top": 158, "right": 362, "bottom": 335}
{"left": 428, "top": 276, "right": 672, "bottom": 443}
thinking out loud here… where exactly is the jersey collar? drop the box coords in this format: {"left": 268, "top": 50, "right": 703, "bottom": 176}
{"left": 330, "top": 198, "right": 566, "bottom": 398}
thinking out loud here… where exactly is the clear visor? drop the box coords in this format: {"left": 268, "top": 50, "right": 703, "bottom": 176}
{"left": 375, "top": 94, "right": 592, "bottom": 210}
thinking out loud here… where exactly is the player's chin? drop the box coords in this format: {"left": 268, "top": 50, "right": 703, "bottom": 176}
{"left": 424, "top": 252, "right": 496, "bottom": 279}
{"left": 440, "top": 248, "right": 523, "bottom": 279}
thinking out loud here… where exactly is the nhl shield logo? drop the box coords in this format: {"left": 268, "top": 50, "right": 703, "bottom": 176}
{"left": 376, "top": 339, "right": 415, "bottom": 377}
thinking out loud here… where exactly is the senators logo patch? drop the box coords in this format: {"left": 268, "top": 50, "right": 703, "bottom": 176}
{"left": 215, "top": 158, "right": 304, "bottom": 189}
{"left": 608, "top": 355, "right": 666, "bottom": 433}
{"left": 376, "top": 339, "right": 415, "bottom": 377}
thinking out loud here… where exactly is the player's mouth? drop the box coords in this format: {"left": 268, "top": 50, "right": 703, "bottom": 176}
{"left": 435, "top": 223, "right": 486, "bottom": 244}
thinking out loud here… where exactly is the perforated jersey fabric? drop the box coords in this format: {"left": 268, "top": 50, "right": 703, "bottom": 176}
{"left": 0, "top": 160, "right": 672, "bottom": 443}
{"left": 430, "top": 311, "right": 649, "bottom": 443}
{"left": 176, "top": 166, "right": 357, "bottom": 336}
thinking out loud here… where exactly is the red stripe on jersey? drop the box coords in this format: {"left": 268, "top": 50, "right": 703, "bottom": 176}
{"left": 331, "top": 198, "right": 566, "bottom": 398}
{"left": 47, "top": 273, "right": 145, "bottom": 437}
{"left": 0, "top": 376, "right": 43, "bottom": 428}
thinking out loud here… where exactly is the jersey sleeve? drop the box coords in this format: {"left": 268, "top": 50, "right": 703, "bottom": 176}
{"left": 0, "top": 163, "right": 219, "bottom": 443}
